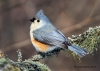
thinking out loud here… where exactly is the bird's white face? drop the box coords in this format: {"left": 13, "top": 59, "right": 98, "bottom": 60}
{"left": 30, "top": 19, "right": 45, "bottom": 31}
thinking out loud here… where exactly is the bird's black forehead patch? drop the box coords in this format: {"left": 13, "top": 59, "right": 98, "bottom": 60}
{"left": 30, "top": 17, "right": 36, "bottom": 22}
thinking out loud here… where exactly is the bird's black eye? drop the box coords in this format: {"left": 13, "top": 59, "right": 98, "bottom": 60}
{"left": 37, "top": 20, "right": 40, "bottom": 22}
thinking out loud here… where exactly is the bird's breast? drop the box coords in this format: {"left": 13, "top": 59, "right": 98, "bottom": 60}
{"left": 31, "top": 35, "right": 49, "bottom": 52}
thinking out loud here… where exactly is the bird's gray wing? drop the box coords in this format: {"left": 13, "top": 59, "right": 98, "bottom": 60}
{"left": 33, "top": 29, "right": 70, "bottom": 47}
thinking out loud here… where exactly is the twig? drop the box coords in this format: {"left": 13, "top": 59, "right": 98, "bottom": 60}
{"left": 87, "top": 0, "right": 98, "bottom": 19}
{"left": 62, "top": 0, "right": 98, "bottom": 34}
{"left": 17, "top": 49, "right": 22, "bottom": 63}
{"left": 0, "top": 39, "right": 31, "bottom": 52}
{"left": 62, "top": 15, "right": 100, "bottom": 34}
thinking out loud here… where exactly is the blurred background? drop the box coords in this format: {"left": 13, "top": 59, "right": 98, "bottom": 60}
{"left": 0, "top": 0, "right": 100, "bottom": 71}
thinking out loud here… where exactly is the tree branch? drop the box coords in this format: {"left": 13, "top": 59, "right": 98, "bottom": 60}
{"left": 0, "top": 26, "right": 100, "bottom": 71}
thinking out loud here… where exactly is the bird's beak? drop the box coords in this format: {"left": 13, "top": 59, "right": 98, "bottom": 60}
{"left": 30, "top": 17, "right": 36, "bottom": 22}
{"left": 30, "top": 19, "right": 33, "bottom": 22}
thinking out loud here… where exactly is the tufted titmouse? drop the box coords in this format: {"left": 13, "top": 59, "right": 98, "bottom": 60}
{"left": 30, "top": 10, "right": 88, "bottom": 57}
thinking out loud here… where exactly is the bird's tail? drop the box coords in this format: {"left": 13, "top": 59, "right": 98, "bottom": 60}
{"left": 68, "top": 44, "right": 88, "bottom": 57}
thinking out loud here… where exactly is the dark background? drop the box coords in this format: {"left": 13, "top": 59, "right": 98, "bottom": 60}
{"left": 0, "top": 0, "right": 100, "bottom": 71}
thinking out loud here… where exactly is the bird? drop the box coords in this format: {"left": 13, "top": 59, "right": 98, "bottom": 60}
{"left": 30, "top": 10, "right": 88, "bottom": 58}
